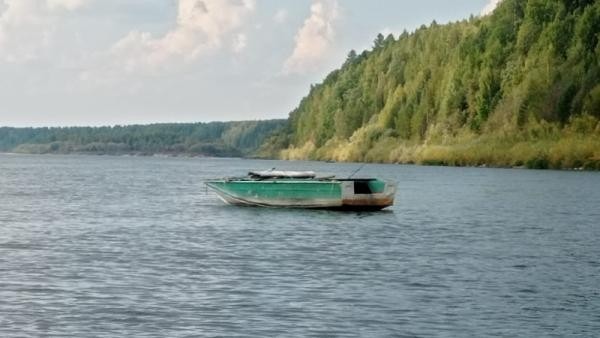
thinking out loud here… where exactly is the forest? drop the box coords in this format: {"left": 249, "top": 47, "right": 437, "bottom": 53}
{"left": 260, "top": 0, "right": 600, "bottom": 169}
{"left": 0, "top": 120, "right": 285, "bottom": 157}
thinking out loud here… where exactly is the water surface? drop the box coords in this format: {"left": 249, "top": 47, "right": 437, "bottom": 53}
{"left": 1, "top": 154, "right": 599, "bottom": 337}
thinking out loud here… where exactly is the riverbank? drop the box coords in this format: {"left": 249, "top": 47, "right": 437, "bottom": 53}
{"left": 274, "top": 118, "right": 600, "bottom": 171}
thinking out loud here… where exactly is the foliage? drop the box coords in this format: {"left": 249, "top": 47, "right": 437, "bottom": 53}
{"left": 265, "top": 0, "right": 600, "bottom": 169}
{"left": 0, "top": 120, "right": 286, "bottom": 157}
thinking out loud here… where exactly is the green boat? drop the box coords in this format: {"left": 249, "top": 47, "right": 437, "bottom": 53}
{"left": 205, "top": 170, "right": 396, "bottom": 210}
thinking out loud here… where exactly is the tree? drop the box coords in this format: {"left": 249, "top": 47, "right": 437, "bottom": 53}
{"left": 345, "top": 49, "right": 357, "bottom": 66}
{"left": 260, "top": 0, "right": 600, "bottom": 167}
{"left": 373, "top": 33, "right": 385, "bottom": 49}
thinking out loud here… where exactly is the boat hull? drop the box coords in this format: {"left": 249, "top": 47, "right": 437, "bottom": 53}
{"left": 205, "top": 179, "right": 396, "bottom": 210}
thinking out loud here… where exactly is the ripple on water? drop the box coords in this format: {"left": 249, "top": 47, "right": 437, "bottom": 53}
{"left": 1, "top": 154, "right": 599, "bottom": 337}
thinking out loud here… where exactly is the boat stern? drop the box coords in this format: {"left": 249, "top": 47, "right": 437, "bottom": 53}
{"left": 340, "top": 179, "right": 396, "bottom": 210}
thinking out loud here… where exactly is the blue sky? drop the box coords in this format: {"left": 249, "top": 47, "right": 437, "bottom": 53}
{"left": 0, "top": 0, "right": 499, "bottom": 127}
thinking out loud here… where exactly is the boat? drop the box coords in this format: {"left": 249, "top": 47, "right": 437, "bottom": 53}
{"left": 205, "top": 170, "right": 396, "bottom": 210}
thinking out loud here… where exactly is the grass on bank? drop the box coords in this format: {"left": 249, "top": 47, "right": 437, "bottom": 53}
{"left": 278, "top": 115, "right": 600, "bottom": 170}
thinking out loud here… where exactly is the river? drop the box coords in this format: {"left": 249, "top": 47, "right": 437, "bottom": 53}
{"left": 1, "top": 154, "right": 599, "bottom": 337}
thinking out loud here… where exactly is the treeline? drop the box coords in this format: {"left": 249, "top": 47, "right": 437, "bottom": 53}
{"left": 0, "top": 120, "right": 285, "bottom": 157}
{"left": 260, "top": 0, "right": 600, "bottom": 169}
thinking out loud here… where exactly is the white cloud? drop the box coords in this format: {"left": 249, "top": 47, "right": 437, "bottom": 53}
{"left": 232, "top": 33, "right": 247, "bottom": 53}
{"left": 109, "top": 0, "right": 255, "bottom": 73}
{"left": 481, "top": 0, "right": 502, "bottom": 16}
{"left": 283, "top": 0, "right": 339, "bottom": 75}
{"left": 0, "top": 0, "right": 88, "bottom": 63}
{"left": 47, "top": 0, "right": 87, "bottom": 11}
{"left": 273, "top": 8, "right": 288, "bottom": 24}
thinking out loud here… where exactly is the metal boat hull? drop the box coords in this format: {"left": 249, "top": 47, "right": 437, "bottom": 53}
{"left": 205, "top": 179, "right": 396, "bottom": 210}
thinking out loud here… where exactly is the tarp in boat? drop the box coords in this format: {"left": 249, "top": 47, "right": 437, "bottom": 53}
{"left": 248, "top": 170, "right": 316, "bottom": 179}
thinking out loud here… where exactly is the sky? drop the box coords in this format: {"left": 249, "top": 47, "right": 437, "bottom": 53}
{"left": 0, "top": 0, "right": 500, "bottom": 127}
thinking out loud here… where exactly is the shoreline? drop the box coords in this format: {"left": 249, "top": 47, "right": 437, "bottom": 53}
{"left": 1, "top": 151, "right": 595, "bottom": 172}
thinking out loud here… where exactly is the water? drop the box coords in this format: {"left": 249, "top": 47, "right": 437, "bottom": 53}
{"left": 1, "top": 154, "right": 599, "bottom": 337}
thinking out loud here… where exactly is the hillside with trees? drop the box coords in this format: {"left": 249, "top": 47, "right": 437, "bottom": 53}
{"left": 0, "top": 120, "right": 285, "bottom": 157}
{"left": 260, "top": 0, "right": 600, "bottom": 169}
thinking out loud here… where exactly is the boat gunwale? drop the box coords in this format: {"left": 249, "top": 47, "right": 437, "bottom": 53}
{"left": 204, "top": 177, "right": 386, "bottom": 184}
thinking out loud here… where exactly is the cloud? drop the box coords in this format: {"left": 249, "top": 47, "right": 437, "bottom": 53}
{"left": 0, "top": 0, "right": 88, "bottom": 63}
{"left": 232, "top": 33, "right": 247, "bottom": 53}
{"left": 47, "top": 0, "right": 88, "bottom": 11}
{"left": 283, "top": 0, "right": 339, "bottom": 75}
{"left": 481, "top": 0, "right": 502, "bottom": 16}
{"left": 273, "top": 8, "right": 288, "bottom": 24}
{"left": 109, "top": 0, "right": 255, "bottom": 73}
